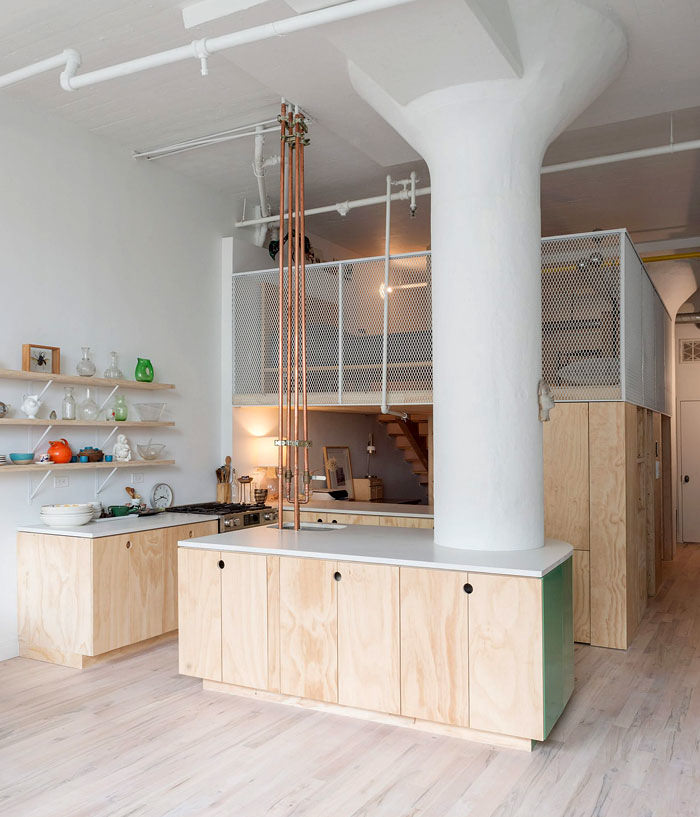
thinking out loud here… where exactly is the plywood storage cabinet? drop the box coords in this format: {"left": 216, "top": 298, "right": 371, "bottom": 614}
{"left": 283, "top": 510, "right": 433, "bottom": 529}
{"left": 543, "top": 402, "right": 671, "bottom": 649}
{"left": 180, "top": 551, "right": 573, "bottom": 744}
{"left": 17, "top": 521, "right": 217, "bottom": 669}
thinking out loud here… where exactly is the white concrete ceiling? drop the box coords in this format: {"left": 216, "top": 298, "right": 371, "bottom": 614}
{"left": 0, "top": 0, "right": 699, "bottom": 257}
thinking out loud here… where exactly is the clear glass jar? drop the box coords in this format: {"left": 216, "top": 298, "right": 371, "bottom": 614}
{"left": 112, "top": 394, "right": 128, "bottom": 422}
{"left": 76, "top": 346, "right": 96, "bottom": 377}
{"left": 79, "top": 387, "right": 99, "bottom": 421}
{"left": 104, "top": 351, "right": 124, "bottom": 379}
{"left": 61, "top": 387, "right": 76, "bottom": 420}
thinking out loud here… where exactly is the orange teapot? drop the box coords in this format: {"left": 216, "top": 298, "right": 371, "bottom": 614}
{"left": 47, "top": 438, "right": 72, "bottom": 464}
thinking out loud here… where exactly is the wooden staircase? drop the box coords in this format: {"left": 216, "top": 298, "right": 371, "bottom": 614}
{"left": 377, "top": 413, "right": 432, "bottom": 497}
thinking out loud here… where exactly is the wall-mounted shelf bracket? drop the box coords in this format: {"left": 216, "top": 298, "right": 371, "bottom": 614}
{"left": 98, "top": 385, "right": 119, "bottom": 413}
{"left": 101, "top": 425, "right": 119, "bottom": 449}
{"left": 95, "top": 467, "right": 118, "bottom": 496}
{"left": 29, "top": 469, "right": 53, "bottom": 502}
{"left": 31, "top": 425, "right": 53, "bottom": 453}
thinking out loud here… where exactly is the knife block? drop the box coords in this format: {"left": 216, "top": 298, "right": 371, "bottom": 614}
{"left": 216, "top": 483, "right": 232, "bottom": 504}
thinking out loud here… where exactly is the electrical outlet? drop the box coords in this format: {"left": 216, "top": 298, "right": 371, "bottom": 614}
{"left": 54, "top": 476, "right": 69, "bottom": 488}
{"left": 131, "top": 473, "right": 144, "bottom": 484}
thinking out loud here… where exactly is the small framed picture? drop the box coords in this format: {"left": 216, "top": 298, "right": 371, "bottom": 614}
{"left": 22, "top": 344, "right": 61, "bottom": 374}
{"left": 323, "top": 446, "right": 354, "bottom": 499}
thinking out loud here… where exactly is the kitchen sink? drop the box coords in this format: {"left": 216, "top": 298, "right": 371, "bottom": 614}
{"left": 275, "top": 522, "right": 346, "bottom": 531}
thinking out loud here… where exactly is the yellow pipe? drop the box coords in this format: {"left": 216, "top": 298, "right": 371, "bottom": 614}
{"left": 641, "top": 251, "right": 700, "bottom": 263}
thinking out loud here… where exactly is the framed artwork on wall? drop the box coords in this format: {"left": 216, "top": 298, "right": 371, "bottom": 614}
{"left": 323, "top": 445, "right": 354, "bottom": 499}
{"left": 22, "top": 344, "right": 61, "bottom": 374}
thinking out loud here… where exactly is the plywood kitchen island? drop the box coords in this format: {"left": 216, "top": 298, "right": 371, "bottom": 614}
{"left": 178, "top": 525, "right": 574, "bottom": 750}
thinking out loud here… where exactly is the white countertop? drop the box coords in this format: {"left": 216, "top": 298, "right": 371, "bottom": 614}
{"left": 179, "top": 523, "right": 572, "bottom": 578}
{"left": 17, "top": 512, "right": 220, "bottom": 539}
{"left": 283, "top": 500, "right": 433, "bottom": 518}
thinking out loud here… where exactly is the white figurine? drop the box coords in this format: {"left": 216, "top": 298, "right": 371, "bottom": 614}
{"left": 538, "top": 380, "right": 555, "bottom": 422}
{"left": 21, "top": 394, "right": 42, "bottom": 419}
{"left": 113, "top": 433, "right": 132, "bottom": 462}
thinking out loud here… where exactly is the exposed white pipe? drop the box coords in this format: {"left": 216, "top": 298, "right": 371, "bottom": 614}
{"left": 236, "top": 185, "right": 432, "bottom": 227}
{"left": 0, "top": 49, "right": 80, "bottom": 90}
{"left": 134, "top": 122, "right": 278, "bottom": 160}
{"left": 252, "top": 124, "right": 270, "bottom": 247}
{"left": 541, "top": 137, "right": 700, "bottom": 174}
{"left": 0, "top": 0, "right": 418, "bottom": 93}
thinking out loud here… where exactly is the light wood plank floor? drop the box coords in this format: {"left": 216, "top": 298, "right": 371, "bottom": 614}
{"left": 2, "top": 547, "right": 700, "bottom": 817}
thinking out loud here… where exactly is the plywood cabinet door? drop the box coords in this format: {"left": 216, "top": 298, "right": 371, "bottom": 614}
{"left": 221, "top": 553, "right": 268, "bottom": 689}
{"left": 163, "top": 522, "right": 218, "bottom": 633}
{"left": 378, "top": 515, "right": 433, "bottom": 529}
{"left": 129, "top": 529, "right": 165, "bottom": 644}
{"left": 279, "top": 557, "right": 338, "bottom": 702}
{"left": 178, "top": 548, "right": 222, "bottom": 681}
{"left": 543, "top": 402, "right": 590, "bottom": 550}
{"left": 400, "top": 567, "right": 469, "bottom": 727}
{"left": 468, "top": 573, "right": 544, "bottom": 740}
{"left": 92, "top": 535, "right": 131, "bottom": 655}
{"left": 337, "top": 561, "right": 400, "bottom": 714}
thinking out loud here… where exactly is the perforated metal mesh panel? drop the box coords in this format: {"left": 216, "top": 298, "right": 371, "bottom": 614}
{"left": 541, "top": 232, "right": 622, "bottom": 401}
{"left": 232, "top": 252, "right": 433, "bottom": 407}
{"left": 233, "top": 236, "right": 667, "bottom": 412}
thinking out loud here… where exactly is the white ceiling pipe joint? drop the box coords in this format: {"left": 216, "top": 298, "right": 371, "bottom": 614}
{"left": 58, "top": 49, "right": 81, "bottom": 91}
{"left": 193, "top": 38, "right": 212, "bottom": 76}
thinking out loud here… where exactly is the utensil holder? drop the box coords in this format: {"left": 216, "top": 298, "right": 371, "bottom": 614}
{"left": 216, "top": 483, "right": 232, "bottom": 503}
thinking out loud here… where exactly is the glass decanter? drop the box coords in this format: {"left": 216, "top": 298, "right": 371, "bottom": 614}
{"left": 79, "top": 388, "right": 99, "bottom": 421}
{"left": 61, "top": 387, "right": 76, "bottom": 421}
{"left": 104, "top": 351, "right": 124, "bottom": 379}
{"left": 112, "top": 394, "right": 128, "bottom": 422}
{"left": 76, "top": 346, "right": 96, "bottom": 377}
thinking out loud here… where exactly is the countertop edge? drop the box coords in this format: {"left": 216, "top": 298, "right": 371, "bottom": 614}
{"left": 178, "top": 534, "right": 573, "bottom": 578}
{"left": 17, "top": 512, "right": 221, "bottom": 538}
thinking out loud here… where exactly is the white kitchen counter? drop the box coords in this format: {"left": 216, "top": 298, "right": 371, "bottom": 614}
{"left": 179, "top": 524, "right": 572, "bottom": 578}
{"left": 17, "top": 512, "right": 219, "bottom": 539}
{"left": 283, "top": 500, "right": 433, "bottom": 518}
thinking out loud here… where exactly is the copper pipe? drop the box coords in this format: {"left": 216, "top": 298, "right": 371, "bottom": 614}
{"left": 292, "top": 113, "right": 301, "bottom": 528}
{"left": 299, "top": 129, "right": 311, "bottom": 504}
{"left": 277, "top": 102, "right": 287, "bottom": 528}
{"left": 285, "top": 112, "right": 294, "bottom": 503}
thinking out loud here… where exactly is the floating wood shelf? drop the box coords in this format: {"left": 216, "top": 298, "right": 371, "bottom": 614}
{"left": 0, "top": 419, "right": 174, "bottom": 428}
{"left": 0, "top": 368, "right": 174, "bottom": 390}
{"left": 0, "top": 460, "right": 175, "bottom": 474}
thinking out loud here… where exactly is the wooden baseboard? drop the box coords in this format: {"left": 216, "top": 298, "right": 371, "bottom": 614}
{"left": 19, "top": 631, "right": 177, "bottom": 670}
{"left": 202, "top": 679, "right": 534, "bottom": 752}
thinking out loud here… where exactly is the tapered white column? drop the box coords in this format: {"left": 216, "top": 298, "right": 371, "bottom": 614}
{"left": 351, "top": 0, "right": 626, "bottom": 550}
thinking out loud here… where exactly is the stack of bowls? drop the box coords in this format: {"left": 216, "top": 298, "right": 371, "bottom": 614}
{"left": 40, "top": 503, "right": 94, "bottom": 528}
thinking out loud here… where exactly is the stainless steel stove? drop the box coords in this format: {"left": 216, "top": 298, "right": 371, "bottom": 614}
{"left": 168, "top": 501, "right": 278, "bottom": 533}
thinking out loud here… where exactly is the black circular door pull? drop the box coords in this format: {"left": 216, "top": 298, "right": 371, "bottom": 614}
{"left": 463, "top": 583, "right": 473, "bottom": 594}
{"left": 334, "top": 571, "right": 342, "bottom": 581}
{"left": 218, "top": 560, "right": 225, "bottom": 569}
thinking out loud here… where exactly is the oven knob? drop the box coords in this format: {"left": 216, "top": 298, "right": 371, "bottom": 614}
{"left": 264, "top": 513, "right": 271, "bottom": 520}
{"left": 223, "top": 519, "right": 232, "bottom": 528}
{"left": 233, "top": 518, "right": 241, "bottom": 526}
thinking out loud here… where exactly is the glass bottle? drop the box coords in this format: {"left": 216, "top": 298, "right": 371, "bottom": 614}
{"left": 76, "top": 346, "right": 96, "bottom": 377}
{"left": 104, "top": 351, "right": 124, "bottom": 379}
{"left": 112, "top": 394, "right": 128, "bottom": 422}
{"left": 61, "top": 387, "right": 76, "bottom": 420}
{"left": 135, "top": 357, "right": 154, "bottom": 383}
{"left": 79, "top": 388, "right": 99, "bottom": 421}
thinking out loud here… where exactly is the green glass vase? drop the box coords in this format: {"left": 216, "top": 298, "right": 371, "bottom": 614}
{"left": 135, "top": 357, "right": 154, "bottom": 383}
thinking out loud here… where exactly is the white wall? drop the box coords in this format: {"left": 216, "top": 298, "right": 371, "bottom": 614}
{"left": 0, "top": 96, "right": 231, "bottom": 659}
{"left": 232, "top": 406, "right": 428, "bottom": 501}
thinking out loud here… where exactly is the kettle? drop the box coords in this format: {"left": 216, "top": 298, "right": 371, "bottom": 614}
{"left": 47, "top": 438, "right": 72, "bottom": 464}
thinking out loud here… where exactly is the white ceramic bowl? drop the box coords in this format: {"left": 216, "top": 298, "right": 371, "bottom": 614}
{"left": 41, "top": 503, "right": 93, "bottom": 515}
{"left": 40, "top": 512, "right": 93, "bottom": 528}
